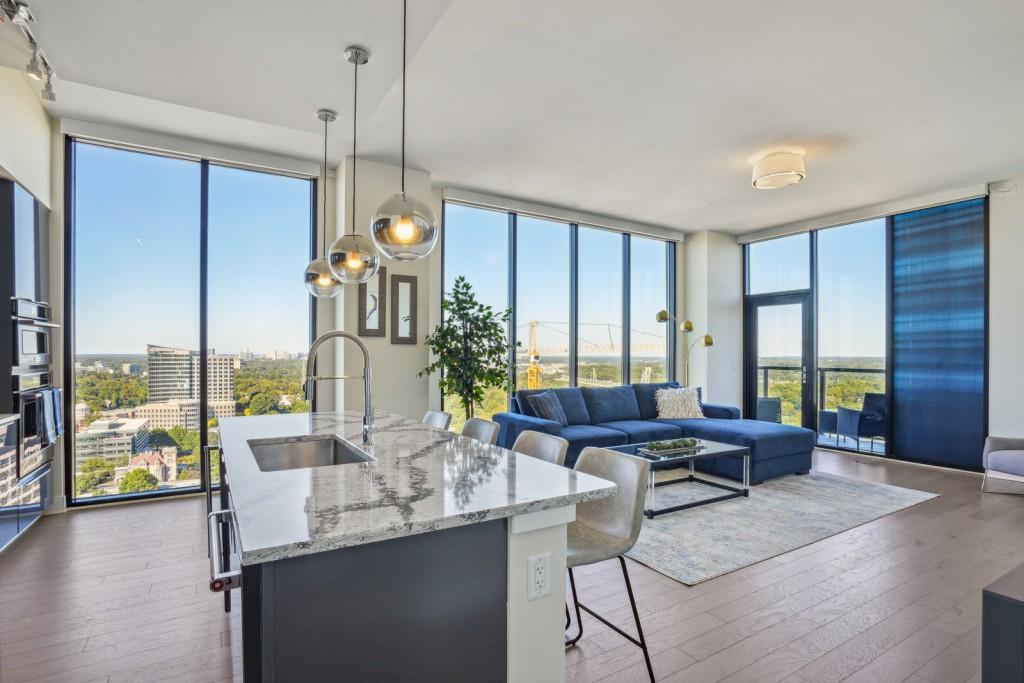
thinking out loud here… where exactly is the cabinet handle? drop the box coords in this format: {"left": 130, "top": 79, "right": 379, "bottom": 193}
{"left": 208, "top": 509, "right": 242, "bottom": 592}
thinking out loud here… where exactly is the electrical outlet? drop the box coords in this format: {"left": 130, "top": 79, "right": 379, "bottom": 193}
{"left": 528, "top": 552, "right": 551, "bottom": 600}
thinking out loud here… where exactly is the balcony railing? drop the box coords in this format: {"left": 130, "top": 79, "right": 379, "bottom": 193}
{"left": 755, "top": 365, "right": 885, "bottom": 412}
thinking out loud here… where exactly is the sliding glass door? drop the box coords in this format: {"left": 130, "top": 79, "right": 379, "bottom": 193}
{"left": 68, "top": 140, "right": 313, "bottom": 503}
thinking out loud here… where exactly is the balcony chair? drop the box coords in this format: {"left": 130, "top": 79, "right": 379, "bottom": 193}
{"left": 565, "top": 447, "right": 654, "bottom": 682}
{"left": 511, "top": 430, "right": 569, "bottom": 466}
{"left": 422, "top": 410, "right": 452, "bottom": 431}
{"left": 982, "top": 437, "right": 1024, "bottom": 494}
{"left": 837, "top": 392, "right": 886, "bottom": 453}
{"left": 461, "top": 417, "right": 500, "bottom": 445}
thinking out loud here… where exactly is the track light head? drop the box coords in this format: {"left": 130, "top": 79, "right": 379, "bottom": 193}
{"left": 41, "top": 72, "right": 55, "bottom": 102}
{"left": 25, "top": 48, "right": 43, "bottom": 80}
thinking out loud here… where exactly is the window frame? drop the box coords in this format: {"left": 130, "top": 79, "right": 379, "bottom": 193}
{"left": 440, "top": 200, "right": 677, "bottom": 412}
{"left": 62, "top": 136, "right": 317, "bottom": 507}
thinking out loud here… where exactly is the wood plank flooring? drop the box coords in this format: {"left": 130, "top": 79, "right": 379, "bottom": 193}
{"left": 0, "top": 449, "right": 1017, "bottom": 682}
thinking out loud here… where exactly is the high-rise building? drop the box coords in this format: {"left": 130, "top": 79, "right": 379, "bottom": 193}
{"left": 75, "top": 418, "right": 151, "bottom": 466}
{"left": 147, "top": 344, "right": 235, "bottom": 403}
{"left": 131, "top": 399, "right": 235, "bottom": 431}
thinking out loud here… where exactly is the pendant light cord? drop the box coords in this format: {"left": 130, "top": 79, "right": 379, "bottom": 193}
{"left": 401, "top": 0, "right": 406, "bottom": 195}
{"left": 351, "top": 59, "right": 359, "bottom": 236}
{"left": 321, "top": 115, "right": 328, "bottom": 257}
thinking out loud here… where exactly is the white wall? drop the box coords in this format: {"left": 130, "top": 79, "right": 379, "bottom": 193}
{"left": 989, "top": 180, "right": 1024, "bottom": 438}
{"left": 333, "top": 159, "right": 440, "bottom": 421}
{"left": 684, "top": 231, "right": 743, "bottom": 408}
{"left": 0, "top": 67, "right": 52, "bottom": 207}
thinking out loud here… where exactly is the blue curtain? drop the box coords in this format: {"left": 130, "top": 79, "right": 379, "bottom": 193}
{"left": 891, "top": 198, "right": 986, "bottom": 469}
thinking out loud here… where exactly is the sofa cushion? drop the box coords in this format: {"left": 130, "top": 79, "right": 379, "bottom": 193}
{"left": 560, "top": 424, "right": 629, "bottom": 451}
{"left": 658, "top": 418, "right": 814, "bottom": 459}
{"left": 986, "top": 449, "right": 1024, "bottom": 477}
{"left": 596, "top": 420, "right": 683, "bottom": 443}
{"left": 581, "top": 386, "right": 641, "bottom": 424}
{"left": 526, "top": 391, "right": 568, "bottom": 427}
{"left": 516, "top": 387, "right": 591, "bottom": 425}
{"left": 632, "top": 382, "right": 681, "bottom": 419}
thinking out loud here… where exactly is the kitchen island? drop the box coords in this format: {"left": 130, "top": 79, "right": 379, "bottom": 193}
{"left": 217, "top": 410, "right": 616, "bottom": 682}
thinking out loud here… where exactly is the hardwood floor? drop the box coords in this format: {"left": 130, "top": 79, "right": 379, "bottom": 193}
{"left": 0, "top": 449, "right": 1017, "bottom": 682}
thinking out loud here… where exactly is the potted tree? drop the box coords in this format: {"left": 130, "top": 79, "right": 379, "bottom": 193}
{"left": 420, "top": 276, "right": 515, "bottom": 423}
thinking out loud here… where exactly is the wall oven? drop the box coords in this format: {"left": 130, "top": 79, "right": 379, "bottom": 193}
{"left": 12, "top": 299, "right": 56, "bottom": 370}
{"left": 13, "top": 370, "right": 57, "bottom": 482}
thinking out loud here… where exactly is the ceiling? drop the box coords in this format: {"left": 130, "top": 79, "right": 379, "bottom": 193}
{"left": 4, "top": 0, "right": 1024, "bottom": 234}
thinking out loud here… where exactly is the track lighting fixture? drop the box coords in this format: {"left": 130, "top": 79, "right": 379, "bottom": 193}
{"left": 41, "top": 70, "right": 55, "bottom": 102}
{"left": 25, "top": 46, "right": 43, "bottom": 80}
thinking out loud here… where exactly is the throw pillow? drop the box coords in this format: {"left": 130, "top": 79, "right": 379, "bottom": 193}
{"left": 655, "top": 387, "right": 705, "bottom": 419}
{"left": 527, "top": 391, "right": 569, "bottom": 427}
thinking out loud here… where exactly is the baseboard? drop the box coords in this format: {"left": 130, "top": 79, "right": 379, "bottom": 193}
{"left": 815, "top": 447, "right": 983, "bottom": 478}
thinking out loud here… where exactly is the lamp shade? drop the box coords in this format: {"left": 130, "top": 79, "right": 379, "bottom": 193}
{"left": 752, "top": 151, "right": 806, "bottom": 189}
{"left": 371, "top": 192, "right": 438, "bottom": 261}
{"left": 304, "top": 258, "right": 343, "bottom": 298}
{"left": 328, "top": 234, "right": 380, "bottom": 284}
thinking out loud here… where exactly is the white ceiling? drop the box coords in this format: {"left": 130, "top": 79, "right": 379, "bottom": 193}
{"left": 4, "top": 0, "right": 1024, "bottom": 234}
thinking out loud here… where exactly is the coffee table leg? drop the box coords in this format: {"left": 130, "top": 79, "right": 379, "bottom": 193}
{"left": 646, "top": 470, "right": 656, "bottom": 518}
{"left": 742, "top": 454, "right": 750, "bottom": 495}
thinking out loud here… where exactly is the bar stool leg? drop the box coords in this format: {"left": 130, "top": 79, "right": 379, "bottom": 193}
{"left": 619, "top": 556, "right": 654, "bottom": 682}
{"left": 565, "top": 567, "right": 584, "bottom": 646}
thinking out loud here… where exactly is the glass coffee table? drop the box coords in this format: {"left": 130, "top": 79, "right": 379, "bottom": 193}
{"left": 610, "top": 440, "right": 751, "bottom": 518}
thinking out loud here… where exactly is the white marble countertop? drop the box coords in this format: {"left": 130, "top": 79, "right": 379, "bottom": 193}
{"left": 218, "top": 411, "right": 616, "bottom": 565}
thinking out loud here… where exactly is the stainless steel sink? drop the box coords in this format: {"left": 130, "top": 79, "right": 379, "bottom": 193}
{"left": 247, "top": 435, "right": 374, "bottom": 472}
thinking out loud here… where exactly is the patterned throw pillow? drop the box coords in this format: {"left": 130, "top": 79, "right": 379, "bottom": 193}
{"left": 655, "top": 387, "right": 705, "bottom": 419}
{"left": 527, "top": 391, "right": 569, "bottom": 427}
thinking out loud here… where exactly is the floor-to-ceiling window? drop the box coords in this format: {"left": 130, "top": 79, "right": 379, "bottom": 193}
{"left": 441, "top": 204, "right": 509, "bottom": 428}
{"left": 744, "top": 233, "right": 812, "bottom": 427}
{"left": 442, "top": 202, "right": 675, "bottom": 415}
{"left": 629, "top": 236, "right": 671, "bottom": 383}
{"left": 206, "top": 164, "right": 314, "bottom": 485}
{"left": 515, "top": 217, "right": 570, "bottom": 390}
{"left": 816, "top": 219, "right": 887, "bottom": 452}
{"left": 69, "top": 140, "right": 313, "bottom": 502}
{"left": 577, "top": 226, "right": 624, "bottom": 386}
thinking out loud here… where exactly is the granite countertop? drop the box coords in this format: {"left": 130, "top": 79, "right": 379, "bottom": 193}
{"left": 218, "top": 411, "right": 616, "bottom": 565}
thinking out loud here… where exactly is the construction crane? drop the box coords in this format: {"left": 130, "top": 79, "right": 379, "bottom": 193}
{"left": 526, "top": 320, "right": 542, "bottom": 389}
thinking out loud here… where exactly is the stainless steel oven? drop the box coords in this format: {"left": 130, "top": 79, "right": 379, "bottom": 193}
{"left": 12, "top": 300, "right": 56, "bottom": 371}
{"left": 14, "top": 371, "right": 57, "bottom": 482}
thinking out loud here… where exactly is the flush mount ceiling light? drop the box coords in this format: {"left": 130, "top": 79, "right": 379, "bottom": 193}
{"left": 304, "top": 109, "right": 344, "bottom": 298}
{"left": 371, "top": 0, "right": 438, "bottom": 262}
{"left": 751, "top": 150, "right": 806, "bottom": 190}
{"left": 327, "top": 46, "right": 381, "bottom": 285}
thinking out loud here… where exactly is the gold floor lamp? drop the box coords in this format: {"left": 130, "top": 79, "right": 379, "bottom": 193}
{"left": 656, "top": 310, "right": 714, "bottom": 387}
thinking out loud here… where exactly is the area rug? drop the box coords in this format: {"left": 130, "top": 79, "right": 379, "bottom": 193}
{"left": 626, "top": 471, "right": 938, "bottom": 585}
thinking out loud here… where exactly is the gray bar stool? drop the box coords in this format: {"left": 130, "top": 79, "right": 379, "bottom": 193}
{"left": 512, "top": 431, "right": 569, "bottom": 466}
{"left": 565, "top": 446, "right": 653, "bottom": 681}
{"left": 461, "top": 417, "right": 500, "bottom": 445}
{"left": 422, "top": 410, "right": 452, "bottom": 431}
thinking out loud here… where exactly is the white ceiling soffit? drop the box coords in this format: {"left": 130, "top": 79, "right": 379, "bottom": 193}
{"left": 7, "top": 0, "right": 1024, "bottom": 236}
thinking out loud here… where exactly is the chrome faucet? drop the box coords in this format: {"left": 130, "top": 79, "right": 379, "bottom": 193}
{"left": 303, "top": 330, "right": 374, "bottom": 444}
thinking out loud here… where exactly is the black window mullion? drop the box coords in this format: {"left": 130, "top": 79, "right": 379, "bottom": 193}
{"left": 666, "top": 241, "right": 677, "bottom": 382}
{"left": 507, "top": 212, "right": 517, "bottom": 401}
{"left": 622, "top": 233, "right": 630, "bottom": 383}
{"left": 569, "top": 223, "right": 579, "bottom": 387}
{"left": 199, "top": 160, "right": 210, "bottom": 494}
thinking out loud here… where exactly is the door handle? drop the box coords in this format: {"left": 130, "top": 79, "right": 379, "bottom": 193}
{"left": 801, "top": 367, "right": 808, "bottom": 384}
{"left": 208, "top": 509, "right": 242, "bottom": 592}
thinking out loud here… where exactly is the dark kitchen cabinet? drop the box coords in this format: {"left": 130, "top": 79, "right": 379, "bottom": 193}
{"left": 12, "top": 182, "right": 50, "bottom": 305}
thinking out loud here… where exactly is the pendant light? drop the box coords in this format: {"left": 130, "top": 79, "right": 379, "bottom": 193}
{"left": 371, "top": 0, "right": 438, "bottom": 261}
{"left": 328, "top": 46, "right": 381, "bottom": 284}
{"left": 304, "top": 109, "right": 344, "bottom": 298}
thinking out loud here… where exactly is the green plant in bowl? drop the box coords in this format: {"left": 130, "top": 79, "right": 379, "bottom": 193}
{"left": 646, "top": 438, "right": 698, "bottom": 452}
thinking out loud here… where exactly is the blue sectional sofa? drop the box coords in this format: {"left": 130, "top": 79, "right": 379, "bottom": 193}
{"left": 493, "top": 382, "right": 814, "bottom": 484}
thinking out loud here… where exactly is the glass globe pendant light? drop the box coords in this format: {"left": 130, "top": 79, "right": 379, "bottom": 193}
{"left": 328, "top": 46, "right": 380, "bottom": 285}
{"left": 304, "top": 109, "right": 343, "bottom": 298}
{"left": 371, "top": 0, "right": 438, "bottom": 261}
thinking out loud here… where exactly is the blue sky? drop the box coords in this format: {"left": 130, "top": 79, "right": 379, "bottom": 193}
{"left": 74, "top": 142, "right": 311, "bottom": 355}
